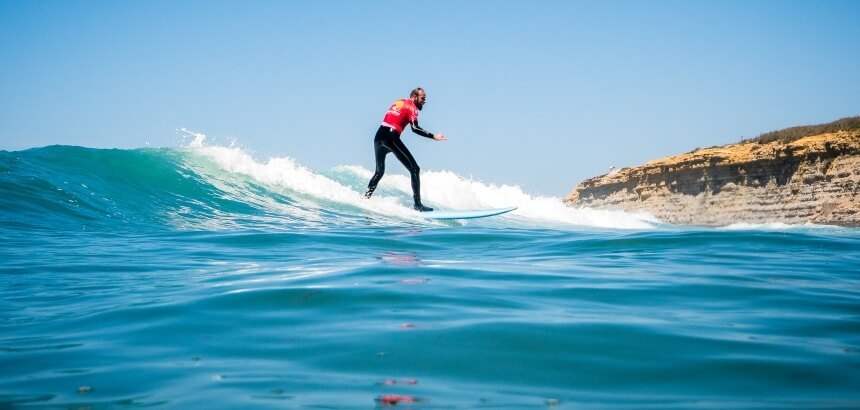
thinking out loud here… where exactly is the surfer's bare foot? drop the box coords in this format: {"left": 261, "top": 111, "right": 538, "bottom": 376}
{"left": 413, "top": 204, "right": 433, "bottom": 212}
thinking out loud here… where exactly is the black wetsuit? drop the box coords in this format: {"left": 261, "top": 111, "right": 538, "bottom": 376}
{"left": 366, "top": 124, "right": 434, "bottom": 209}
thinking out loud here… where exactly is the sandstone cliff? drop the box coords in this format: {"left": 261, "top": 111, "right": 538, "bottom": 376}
{"left": 564, "top": 129, "right": 860, "bottom": 227}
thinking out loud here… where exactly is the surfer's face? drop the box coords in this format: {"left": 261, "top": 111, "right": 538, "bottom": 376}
{"left": 412, "top": 91, "right": 426, "bottom": 110}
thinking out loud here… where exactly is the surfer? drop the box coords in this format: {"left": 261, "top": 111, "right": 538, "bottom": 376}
{"left": 364, "top": 87, "right": 447, "bottom": 212}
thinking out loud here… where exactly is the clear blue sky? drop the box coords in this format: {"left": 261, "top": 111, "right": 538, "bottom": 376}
{"left": 2, "top": 1, "right": 859, "bottom": 195}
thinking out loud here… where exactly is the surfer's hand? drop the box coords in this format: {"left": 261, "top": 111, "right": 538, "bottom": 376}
{"left": 433, "top": 133, "right": 447, "bottom": 141}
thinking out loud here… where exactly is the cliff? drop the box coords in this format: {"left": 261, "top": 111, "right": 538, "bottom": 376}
{"left": 564, "top": 129, "right": 860, "bottom": 226}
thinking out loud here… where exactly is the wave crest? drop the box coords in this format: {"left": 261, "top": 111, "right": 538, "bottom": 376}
{"left": 1, "top": 139, "right": 656, "bottom": 230}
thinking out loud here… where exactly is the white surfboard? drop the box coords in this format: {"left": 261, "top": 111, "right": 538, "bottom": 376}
{"left": 422, "top": 206, "right": 517, "bottom": 220}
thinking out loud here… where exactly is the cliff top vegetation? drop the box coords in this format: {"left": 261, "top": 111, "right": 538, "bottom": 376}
{"left": 745, "top": 116, "right": 860, "bottom": 144}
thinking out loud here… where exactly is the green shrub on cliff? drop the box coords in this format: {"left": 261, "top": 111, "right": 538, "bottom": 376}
{"left": 745, "top": 116, "right": 860, "bottom": 144}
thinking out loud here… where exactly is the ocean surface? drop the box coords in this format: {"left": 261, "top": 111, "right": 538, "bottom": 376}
{"left": 2, "top": 139, "right": 859, "bottom": 409}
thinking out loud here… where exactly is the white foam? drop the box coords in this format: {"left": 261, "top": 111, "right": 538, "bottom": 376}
{"left": 182, "top": 132, "right": 422, "bottom": 222}
{"left": 420, "top": 170, "right": 656, "bottom": 229}
{"left": 181, "top": 132, "right": 656, "bottom": 229}
{"left": 181, "top": 128, "right": 208, "bottom": 148}
{"left": 717, "top": 222, "right": 838, "bottom": 231}
{"left": 342, "top": 166, "right": 656, "bottom": 229}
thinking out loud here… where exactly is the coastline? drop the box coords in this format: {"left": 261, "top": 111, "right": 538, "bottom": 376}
{"left": 565, "top": 126, "right": 860, "bottom": 227}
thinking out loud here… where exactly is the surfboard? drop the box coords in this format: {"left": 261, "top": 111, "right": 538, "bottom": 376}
{"left": 422, "top": 206, "right": 517, "bottom": 220}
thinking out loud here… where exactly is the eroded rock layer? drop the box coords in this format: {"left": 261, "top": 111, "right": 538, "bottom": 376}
{"left": 564, "top": 131, "right": 860, "bottom": 226}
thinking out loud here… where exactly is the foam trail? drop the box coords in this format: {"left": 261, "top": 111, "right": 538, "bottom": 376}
{"left": 420, "top": 170, "right": 656, "bottom": 229}
{"left": 341, "top": 166, "right": 656, "bottom": 229}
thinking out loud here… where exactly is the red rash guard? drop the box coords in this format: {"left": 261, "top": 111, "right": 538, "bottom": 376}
{"left": 381, "top": 98, "right": 419, "bottom": 134}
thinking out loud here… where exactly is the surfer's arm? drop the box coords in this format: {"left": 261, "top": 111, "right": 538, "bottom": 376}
{"left": 409, "top": 121, "right": 433, "bottom": 139}
{"left": 410, "top": 121, "right": 446, "bottom": 141}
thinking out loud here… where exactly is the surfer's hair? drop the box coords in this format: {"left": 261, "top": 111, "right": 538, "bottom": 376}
{"left": 410, "top": 88, "right": 425, "bottom": 97}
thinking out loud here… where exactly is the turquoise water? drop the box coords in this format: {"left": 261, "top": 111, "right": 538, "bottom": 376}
{"left": 2, "top": 145, "right": 859, "bottom": 408}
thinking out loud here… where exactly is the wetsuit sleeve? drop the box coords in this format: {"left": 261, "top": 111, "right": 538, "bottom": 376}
{"left": 410, "top": 121, "right": 435, "bottom": 139}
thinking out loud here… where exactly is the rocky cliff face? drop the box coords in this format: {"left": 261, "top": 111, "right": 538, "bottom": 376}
{"left": 564, "top": 130, "right": 860, "bottom": 226}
